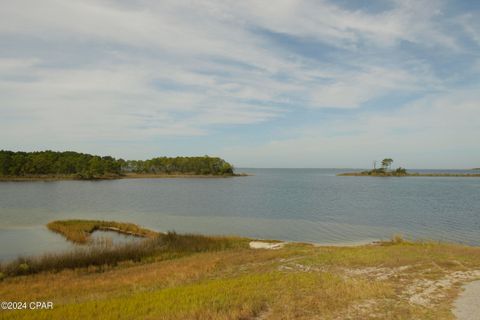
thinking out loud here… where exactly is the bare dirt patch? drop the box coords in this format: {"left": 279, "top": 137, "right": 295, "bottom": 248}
{"left": 453, "top": 280, "right": 480, "bottom": 320}
{"left": 249, "top": 241, "right": 285, "bottom": 250}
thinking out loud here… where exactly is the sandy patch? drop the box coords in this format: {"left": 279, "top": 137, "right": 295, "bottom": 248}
{"left": 249, "top": 241, "right": 285, "bottom": 250}
{"left": 344, "top": 265, "right": 411, "bottom": 281}
{"left": 405, "top": 270, "right": 480, "bottom": 308}
{"left": 453, "top": 280, "right": 480, "bottom": 320}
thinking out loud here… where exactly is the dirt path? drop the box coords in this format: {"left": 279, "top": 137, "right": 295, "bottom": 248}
{"left": 453, "top": 280, "right": 480, "bottom": 320}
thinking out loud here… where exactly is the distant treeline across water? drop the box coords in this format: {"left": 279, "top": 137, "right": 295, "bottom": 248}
{"left": 0, "top": 150, "right": 234, "bottom": 179}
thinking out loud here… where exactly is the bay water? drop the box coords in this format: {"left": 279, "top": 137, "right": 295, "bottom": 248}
{"left": 1, "top": 168, "right": 479, "bottom": 260}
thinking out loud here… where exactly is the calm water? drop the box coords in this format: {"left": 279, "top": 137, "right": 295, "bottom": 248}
{"left": 1, "top": 168, "right": 479, "bottom": 260}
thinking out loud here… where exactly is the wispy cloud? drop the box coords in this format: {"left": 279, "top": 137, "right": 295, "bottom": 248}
{"left": 223, "top": 87, "right": 480, "bottom": 168}
{"left": 0, "top": 0, "right": 478, "bottom": 166}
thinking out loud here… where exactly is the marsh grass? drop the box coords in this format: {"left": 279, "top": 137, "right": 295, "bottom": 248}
{"left": 1, "top": 242, "right": 154, "bottom": 277}
{"left": 160, "top": 231, "right": 248, "bottom": 252}
{"left": 47, "top": 219, "right": 159, "bottom": 243}
{"left": 0, "top": 231, "right": 249, "bottom": 278}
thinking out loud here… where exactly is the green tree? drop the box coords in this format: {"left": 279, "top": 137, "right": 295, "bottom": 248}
{"left": 0, "top": 150, "right": 235, "bottom": 178}
{"left": 381, "top": 158, "right": 393, "bottom": 171}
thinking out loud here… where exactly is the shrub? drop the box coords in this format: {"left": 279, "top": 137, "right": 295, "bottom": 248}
{"left": 18, "top": 262, "right": 30, "bottom": 274}
{"left": 391, "top": 234, "right": 404, "bottom": 244}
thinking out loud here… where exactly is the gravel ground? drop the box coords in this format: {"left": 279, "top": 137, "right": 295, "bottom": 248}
{"left": 453, "top": 280, "right": 480, "bottom": 320}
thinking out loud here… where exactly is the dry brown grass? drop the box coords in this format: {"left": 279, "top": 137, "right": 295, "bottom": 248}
{"left": 2, "top": 239, "right": 480, "bottom": 319}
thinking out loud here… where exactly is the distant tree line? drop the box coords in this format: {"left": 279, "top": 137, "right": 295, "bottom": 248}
{"left": 0, "top": 150, "right": 234, "bottom": 179}
{"left": 123, "top": 156, "right": 234, "bottom": 175}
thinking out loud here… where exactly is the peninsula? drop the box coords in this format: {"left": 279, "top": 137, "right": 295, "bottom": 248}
{"left": 0, "top": 150, "right": 237, "bottom": 181}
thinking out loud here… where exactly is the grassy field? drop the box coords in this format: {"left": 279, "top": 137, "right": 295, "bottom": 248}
{"left": 2, "top": 227, "right": 480, "bottom": 319}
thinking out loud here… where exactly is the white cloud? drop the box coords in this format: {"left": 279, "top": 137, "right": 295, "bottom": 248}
{"left": 222, "top": 88, "right": 480, "bottom": 168}
{"left": 0, "top": 0, "right": 478, "bottom": 165}
{"left": 218, "top": 0, "right": 458, "bottom": 49}
{"left": 310, "top": 67, "right": 425, "bottom": 108}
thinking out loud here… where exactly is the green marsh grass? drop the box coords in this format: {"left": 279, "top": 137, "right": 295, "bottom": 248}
{"left": 46, "top": 219, "right": 159, "bottom": 243}
{"left": 0, "top": 230, "right": 249, "bottom": 277}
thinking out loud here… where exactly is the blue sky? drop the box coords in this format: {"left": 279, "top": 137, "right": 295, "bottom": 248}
{"left": 0, "top": 0, "right": 479, "bottom": 168}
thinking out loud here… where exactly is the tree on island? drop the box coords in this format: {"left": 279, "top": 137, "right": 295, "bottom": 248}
{"left": 363, "top": 158, "right": 407, "bottom": 176}
{"left": 381, "top": 158, "right": 393, "bottom": 170}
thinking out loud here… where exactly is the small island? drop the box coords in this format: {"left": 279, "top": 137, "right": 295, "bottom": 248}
{"left": 0, "top": 150, "right": 241, "bottom": 181}
{"left": 47, "top": 219, "right": 159, "bottom": 243}
{"left": 339, "top": 158, "right": 480, "bottom": 177}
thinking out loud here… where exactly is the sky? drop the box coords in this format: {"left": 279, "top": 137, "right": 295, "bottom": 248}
{"left": 0, "top": 0, "right": 479, "bottom": 169}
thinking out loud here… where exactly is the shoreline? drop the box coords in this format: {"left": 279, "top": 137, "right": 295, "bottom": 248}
{"left": 0, "top": 172, "right": 250, "bottom": 182}
{"left": 120, "top": 172, "right": 250, "bottom": 179}
{"left": 338, "top": 172, "right": 480, "bottom": 177}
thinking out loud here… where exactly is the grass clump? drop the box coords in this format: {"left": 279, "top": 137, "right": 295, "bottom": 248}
{"left": 47, "top": 219, "right": 159, "bottom": 243}
{"left": 1, "top": 241, "right": 156, "bottom": 277}
{"left": 388, "top": 233, "right": 405, "bottom": 244}
{"left": 159, "top": 231, "right": 247, "bottom": 252}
